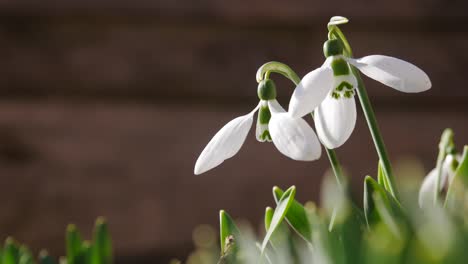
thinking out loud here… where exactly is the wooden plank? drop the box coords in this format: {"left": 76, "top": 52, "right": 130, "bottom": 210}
{"left": 0, "top": 101, "right": 467, "bottom": 256}
{"left": 0, "top": 22, "right": 467, "bottom": 105}
{"left": 0, "top": 0, "right": 466, "bottom": 23}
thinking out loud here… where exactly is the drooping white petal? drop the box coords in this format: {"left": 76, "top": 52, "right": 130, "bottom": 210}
{"left": 289, "top": 63, "right": 334, "bottom": 118}
{"left": 314, "top": 74, "right": 357, "bottom": 149}
{"left": 268, "top": 112, "right": 321, "bottom": 161}
{"left": 347, "top": 55, "right": 431, "bottom": 93}
{"left": 268, "top": 99, "right": 286, "bottom": 114}
{"left": 194, "top": 103, "right": 260, "bottom": 175}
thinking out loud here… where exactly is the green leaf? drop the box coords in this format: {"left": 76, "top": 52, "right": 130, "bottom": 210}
{"left": 377, "top": 160, "right": 390, "bottom": 191}
{"left": 273, "top": 186, "right": 312, "bottom": 243}
{"left": 66, "top": 224, "right": 85, "bottom": 264}
{"left": 264, "top": 207, "right": 274, "bottom": 231}
{"left": 261, "top": 186, "right": 296, "bottom": 254}
{"left": 2, "top": 238, "right": 20, "bottom": 264}
{"left": 364, "top": 176, "right": 403, "bottom": 228}
{"left": 219, "top": 210, "right": 241, "bottom": 256}
{"left": 38, "top": 251, "right": 56, "bottom": 264}
{"left": 446, "top": 146, "right": 468, "bottom": 209}
{"left": 91, "top": 217, "right": 113, "bottom": 264}
{"left": 79, "top": 241, "right": 92, "bottom": 264}
{"left": 18, "top": 246, "right": 34, "bottom": 264}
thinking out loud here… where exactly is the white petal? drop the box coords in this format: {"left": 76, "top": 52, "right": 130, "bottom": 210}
{"left": 268, "top": 113, "right": 321, "bottom": 161}
{"left": 268, "top": 99, "right": 286, "bottom": 114}
{"left": 418, "top": 158, "right": 455, "bottom": 208}
{"left": 289, "top": 65, "right": 334, "bottom": 118}
{"left": 419, "top": 169, "right": 437, "bottom": 208}
{"left": 314, "top": 90, "right": 357, "bottom": 149}
{"left": 347, "top": 55, "right": 431, "bottom": 93}
{"left": 194, "top": 104, "right": 259, "bottom": 175}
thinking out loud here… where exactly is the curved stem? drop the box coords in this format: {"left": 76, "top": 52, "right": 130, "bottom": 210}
{"left": 257, "top": 62, "right": 346, "bottom": 188}
{"left": 329, "top": 26, "right": 400, "bottom": 200}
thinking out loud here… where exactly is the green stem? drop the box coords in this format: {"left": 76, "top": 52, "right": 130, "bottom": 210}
{"left": 329, "top": 26, "right": 400, "bottom": 200}
{"left": 256, "top": 62, "right": 346, "bottom": 188}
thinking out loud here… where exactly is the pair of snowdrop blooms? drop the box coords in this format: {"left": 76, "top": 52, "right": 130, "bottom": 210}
{"left": 194, "top": 39, "right": 431, "bottom": 175}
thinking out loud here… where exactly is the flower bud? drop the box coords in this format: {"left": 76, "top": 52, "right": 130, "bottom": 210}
{"left": 257, "top": 79, "right": 277, "bottom": 100}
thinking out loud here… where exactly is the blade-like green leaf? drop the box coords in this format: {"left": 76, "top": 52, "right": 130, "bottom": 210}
{"left": 261, "top": 186, "right": 296, "bottom": 254}
{"left": 38, "top": 251, "right": 56, "bottom": 264}
{"left": 446, "top": 146, "right": 468, "bottom": 209}
{"left": 3, "top": 238, "right": 19, "bottom": 264}
{"left": 273, "top": 186, "right": 312, "bottom": 243}
{"left": 219, "top": 210, "right": 241, "bottom": 256}
{"left": 264, "top": 207, "right": 274, "bottom": 231}
{"left": 66, "top": 224, "right": 83, "bottom": 264}
{"left": 377, "top": 160, "right": 390, "bottom": 191}
{"left": 91, "top": 217, "right": 113, "bottom": 264}
{"left": 364, "top": 176, "right": 404, "bottom": 229}
{"left": 18, "top": 246, "right": 34, "bottom": 264}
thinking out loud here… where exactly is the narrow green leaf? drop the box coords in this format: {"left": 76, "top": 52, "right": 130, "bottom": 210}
{"left": 3, "top": 238, "right": 19, "bottom": 264}
{"left": 18, "top": 246, "right": 34, "bottom": 264}
{"left": 264, "top": 207, "right": 274, "bottom": 231}
{"left": 219, "top": 210, "right": 241, "bottom": 256}
{"left": 446, "top": 146, "right": 468, "bottom": 209}
{"left": 91, "top": 217, "right": 113, "bottom": 264}
{"left": 79, "top": 241, "right": 92, "bottom": 264}
{"left": 273, "top": 186, "right": 312, "bottom": 243}
{"left": 377, "top": 160, "right": 390, "bottom": 191}
{"left": 38, "top": 251, "right": 56, "bottom": 264}
{"left": 261, "top": 186, "right": 296, "bottom": 254}
{"left": 66, "top": 224, "right": 83, "bottom": 264}
{"left": 364, "top": 176, "right": 404, "bottom": 228}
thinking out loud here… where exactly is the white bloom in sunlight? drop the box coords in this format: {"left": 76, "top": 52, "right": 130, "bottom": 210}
{"left": 289, "top": 39, "right": 431, "bottom": 149}
{"left": 419, "top": 155, "right": 459, "bottom": 208}
{"left": 194, "top": 80, "right": 322, "bottom": 175}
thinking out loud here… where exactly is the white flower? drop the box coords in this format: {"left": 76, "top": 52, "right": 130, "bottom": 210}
{"left": 194, "top": 81, "right": 322, "bottom": 175}
{"left": 419, "top": 155, "right": 458, "bottom": 208}
{"left": 289, "top": 39, "right": 431, "bottom": 149}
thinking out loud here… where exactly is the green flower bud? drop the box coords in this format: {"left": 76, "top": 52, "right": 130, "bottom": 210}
{"left": 323, "top": 39, "right": 344, "bottom": 57}
{"left": 257, "top": 79, "right": 277, "bottom": 100}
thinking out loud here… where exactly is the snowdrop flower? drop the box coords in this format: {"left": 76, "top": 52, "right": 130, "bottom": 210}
{"left": 289, "top": 39, "right": 431, "bottom": 149}
{"left": 419, "top": 154, "right": 459, "bottom": 208}
{"left": 194, "top": 79, "right": 322, "bottom": 175}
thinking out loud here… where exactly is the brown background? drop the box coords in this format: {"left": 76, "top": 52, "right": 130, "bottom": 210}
{"left": 1, "top": 0, "right": 468, "bottom": 262}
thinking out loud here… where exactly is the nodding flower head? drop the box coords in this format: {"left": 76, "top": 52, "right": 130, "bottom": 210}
{"left": 289, "top": 38, "right": 431, "bottom": 149}
{"left": 194, "top": 79, "right": 322, "bottom": 175}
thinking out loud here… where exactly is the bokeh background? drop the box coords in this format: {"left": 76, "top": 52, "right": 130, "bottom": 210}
{"left": 1, "top": 0, "right": 467, "bottom": 262}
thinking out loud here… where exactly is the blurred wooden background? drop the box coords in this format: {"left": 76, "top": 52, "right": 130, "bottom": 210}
{"left": 1, "top": 0, "right": 468, "bottom": 262}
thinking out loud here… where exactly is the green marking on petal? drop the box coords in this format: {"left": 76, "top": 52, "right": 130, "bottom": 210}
{"left": 260, "top": 130, "right": 272, "bottom": 141}
{"left": 258, "top": 105, "right": 272, "bottom": 124}
{"left": 332, "top": 81, "right": 355, "bottom": 99}
{"left": 331, "top": 92, "right": 341, "bottom": 99}
{"left": 331, "top": 58, "right": 350, "bottom": 76}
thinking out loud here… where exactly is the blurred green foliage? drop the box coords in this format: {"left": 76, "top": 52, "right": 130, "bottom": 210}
{"left": 181, "top": 129, "right": 468, "bottom": 264}
{"left": 0, "top": 218, "right": 112, "bottom": 264}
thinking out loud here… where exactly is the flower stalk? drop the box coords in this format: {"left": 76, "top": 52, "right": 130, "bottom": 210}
{"left": 328, "top": 21, "right": 400, "bottom": 200}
